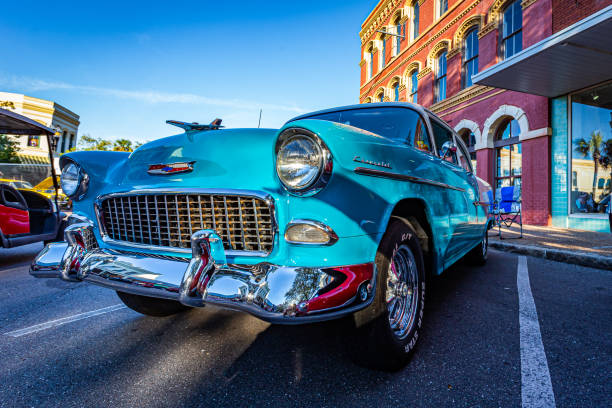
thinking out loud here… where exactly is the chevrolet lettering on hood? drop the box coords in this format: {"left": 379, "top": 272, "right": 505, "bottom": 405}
{"left": 353, "top": 155, "right": 392, "bottom": 169}
{"left": 147, "top": 161, "right": 195, "bottom": 175}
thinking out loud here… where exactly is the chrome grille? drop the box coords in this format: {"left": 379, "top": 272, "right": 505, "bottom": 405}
{"left": 99, "top": 193, "right": 274, "bottom": 253}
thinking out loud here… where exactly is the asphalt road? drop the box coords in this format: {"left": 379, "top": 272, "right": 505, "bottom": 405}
{"left": 0, "top": 243, "right": 610, "bottom": 407}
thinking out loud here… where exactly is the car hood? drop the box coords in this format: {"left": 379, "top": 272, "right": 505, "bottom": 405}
{"left": 100, "top": 128, "right": 280, "bottom": 192}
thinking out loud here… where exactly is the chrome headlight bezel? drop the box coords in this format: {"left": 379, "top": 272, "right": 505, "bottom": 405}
{"left": 60, "top": 161, "right": 89, "bottom": 200}
{"left": 275, "top": 128, "right": 333, "bottom": 196}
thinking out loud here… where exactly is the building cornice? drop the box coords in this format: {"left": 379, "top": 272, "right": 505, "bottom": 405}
{"left": 447, "top": 47, "right": 462, "bottom": 59}
{"left": 435, "top": 89, "right": 506, "bottom": 117}
{"left": 360, "top": 0, "right": 401, "bottom": 42}
{"left": 416, "top": 67, "right": 432, "bottom": 79}
{"left": 429, "top": 85, "right": 493, "bottom": 113}
{"left": 478, "top": 21, "right": 497, "bottom": 38}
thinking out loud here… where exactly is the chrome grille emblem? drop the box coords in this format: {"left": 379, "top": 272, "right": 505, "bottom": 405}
{"left": 147, "top": 161, "right": 195, "bottom": 175}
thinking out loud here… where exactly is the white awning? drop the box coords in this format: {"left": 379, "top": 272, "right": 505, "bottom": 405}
{"left": 472, "top": 6, "right": 612, "bottom": 97}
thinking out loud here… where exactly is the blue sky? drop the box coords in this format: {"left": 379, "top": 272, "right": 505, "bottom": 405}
{"left": 1, "top": 1, "right": 376, "bottom": 143}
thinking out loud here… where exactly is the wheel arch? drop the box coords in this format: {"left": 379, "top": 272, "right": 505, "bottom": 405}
{"left": 387, "top": 198, "right": 438, "bottom": 277}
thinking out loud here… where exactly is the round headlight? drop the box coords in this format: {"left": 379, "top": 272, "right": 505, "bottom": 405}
{"left": 60, "top": 162, "right": 80, "bottom": 197}
{"left": 275, "top": 129, "right": 332, "bottom": 195}
{"left": 277, "top": 135, "right": 322, "bottom": 189}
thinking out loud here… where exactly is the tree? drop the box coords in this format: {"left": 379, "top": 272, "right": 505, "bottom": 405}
{"left": 68, "top": 134, "right": 112, "bottom": 152}
{"left": 0, "top": 134, "right": 20, "bottom": 163}
{"left": 64, "top": 134, "right": 146, "bottom": 153}
{"left": 113, "top": 139, "right": 133, "bottom": 152}
{"left": 574, "top": 130, "right": 603, "bottom": 198}
{"left": 599, "top": 138, "right": 612, "bottom": 196}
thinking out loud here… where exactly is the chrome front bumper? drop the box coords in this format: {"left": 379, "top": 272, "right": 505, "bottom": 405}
{"left": 30, "top": 224, "right": 375, "bottom": 324}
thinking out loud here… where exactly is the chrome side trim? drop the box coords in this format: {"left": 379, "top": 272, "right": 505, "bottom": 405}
{"left": 354, "top": 167, "right": 466, "bottom": 192}
{"left": 285, "top": 219, "right": 339, "bottom": 246}
{"left": 93, "top": 188, "right": 278, "bottom": 257}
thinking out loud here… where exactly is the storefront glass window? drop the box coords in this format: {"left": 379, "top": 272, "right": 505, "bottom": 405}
{"left": 570, "top": 82, "right": 612, "bottom": 214}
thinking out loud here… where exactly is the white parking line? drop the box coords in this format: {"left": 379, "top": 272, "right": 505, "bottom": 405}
{"left": 3, "top": 304, "right": 126, "bottom": 338}
{"left": 517, "top": 256, "right": 556, "bottom": 408}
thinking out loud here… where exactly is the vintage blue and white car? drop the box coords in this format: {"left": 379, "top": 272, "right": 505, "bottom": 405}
{"left": 31, "top": 103, "right": 492, "bottom": 370}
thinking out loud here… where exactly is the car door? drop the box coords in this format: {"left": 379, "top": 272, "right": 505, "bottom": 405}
{"left": 454, "top": 135, "right": 482, "bottom": 243}
{"left": 0, "top": 184, "right": 30, "bottom": 235}
{"left": 428, "top": 117, "right": 475, "bottom": 262}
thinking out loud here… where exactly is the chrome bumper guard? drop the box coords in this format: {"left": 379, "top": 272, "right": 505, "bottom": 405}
{"left": 30, "top": 224, "right": 375, "bottom": 324}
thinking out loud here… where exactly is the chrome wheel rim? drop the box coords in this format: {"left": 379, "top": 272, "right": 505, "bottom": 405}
{"left": 386, "top": 244, "right": 419, "bottom": 340}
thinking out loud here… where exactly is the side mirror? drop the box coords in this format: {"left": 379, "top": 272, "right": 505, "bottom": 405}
{"left": 441, "top": 141, "right": 457, "bottom": 159}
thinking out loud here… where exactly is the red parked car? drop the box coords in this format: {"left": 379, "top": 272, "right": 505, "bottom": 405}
{"left": 0, "top": 108, "right": 66, "bottom": 249}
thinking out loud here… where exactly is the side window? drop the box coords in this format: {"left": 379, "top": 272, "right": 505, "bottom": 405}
{"left": 455, "top": 136, "right": 473, "bottom": 173}
{"left": 430, "top": 119, "right": 458, "bottom": 165}
{"left": 410, "top": 118, "right": 433, "bottom": 153}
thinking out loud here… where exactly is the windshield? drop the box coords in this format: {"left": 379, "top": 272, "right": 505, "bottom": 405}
{"left": 301, "top": 107, "right": 422, "bottom": 144}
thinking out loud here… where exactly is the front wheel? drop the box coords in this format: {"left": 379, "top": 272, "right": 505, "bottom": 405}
{"left": 116, "top": 291, "right": 192, "bottom": 317}
{"left": 351, "top": 218, "right": 427, "bottom": 371}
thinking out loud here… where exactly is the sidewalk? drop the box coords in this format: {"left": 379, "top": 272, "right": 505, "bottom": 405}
{"left": 488, "top": 224, "right": 612, "bottom": 270}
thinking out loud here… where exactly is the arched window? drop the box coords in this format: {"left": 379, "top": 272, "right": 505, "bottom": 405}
{"left": 412, "top": 2, "right": 420, "bottom": 40}
{"left": 459, "top": 129, "right": 477, "bottom": 172}
{"left": 392, "top": 16, "right": 403, "bottom": 56}
{"left": 438, "top": 0, "right": 448, "bottom": 18}
{"left": 502, "top": 0, "right": 522, "bottom": 59}
{"left": 409, "top": 70, "right": 418, "bottom": 103}
{"left": 495, "top": 118, "right": 522, "bottom": 188}
{"left": 365, "top": 96, "right": 373, "bottom": 103}
{"left": 462, "top": 28, "right": 479, "bottom": 88}
{"left": 381, "top": 35, "right": 387, "bottom": 69}
{"left": 434, "top": 51, "right": 447, "bottom": 103}
{"left": 376, "top": 89, "right": 385, "bottom": 102}
{"left": 366, "top": 43, "right": 375, "bottom": 79}
{"left": 392, "top": 81, "right": 400, "bottom": 101}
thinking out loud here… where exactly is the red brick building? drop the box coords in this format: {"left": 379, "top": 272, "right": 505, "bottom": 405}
{"left": 359, "top": 0, "right": 611, "bottom": 226}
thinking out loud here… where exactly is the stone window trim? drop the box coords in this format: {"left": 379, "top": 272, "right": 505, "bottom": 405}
{"left": 426, "top": 39, "right": 451, "bottom": 69}
{"left": 452, "top": 14, "right": 486, "bottom": 49}
{"left": 454, "top": 119, "right": 483, "bottom": 150}
{"left": 402, "top": 61, "right": 421, "bottom": 81}
{"left": 482, "top": 105, "right": 551, "bottom": 150}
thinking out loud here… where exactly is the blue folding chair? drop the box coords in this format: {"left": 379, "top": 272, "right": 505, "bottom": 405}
{"left": 496, "top": 186, "right": 523, "bottom": 239}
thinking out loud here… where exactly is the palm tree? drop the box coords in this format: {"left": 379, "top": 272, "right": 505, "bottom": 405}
{"left": 575, "top": 130, "right": 603, "bottom": 198}
{"left": 599, "top": 138, "right": 612, "bottom": 197}
{"left": 113, "top": 139, "right": 133, "bottom": 152}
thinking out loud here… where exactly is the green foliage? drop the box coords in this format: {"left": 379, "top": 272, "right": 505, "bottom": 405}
{"left": 0, "top": 134, "right": 20, "bottom": 163}
{"left": 113, "top": 139, "right": 133, "bottom": 152}
{"left": 62, "top": 134, "right": 147, "bottom": 154}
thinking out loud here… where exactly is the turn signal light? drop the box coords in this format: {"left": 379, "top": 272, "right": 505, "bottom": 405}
{"left": 284, "top": 220, "right": 338, "bottom": 245}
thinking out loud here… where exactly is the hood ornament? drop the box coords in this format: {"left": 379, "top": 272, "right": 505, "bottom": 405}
{"left": 148, "top": 161, "right": 195, "bottom": 175}
{"left": 166, "top": 118, "right": 223, "bottom": 132}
